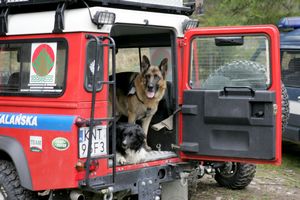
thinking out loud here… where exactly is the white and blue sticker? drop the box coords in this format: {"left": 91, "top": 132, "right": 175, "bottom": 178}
{"left": 30, "top": 136, "right": 42, "bottom": 152}
{"left": 0, "top": 113, "right": 76, "bottom": 132}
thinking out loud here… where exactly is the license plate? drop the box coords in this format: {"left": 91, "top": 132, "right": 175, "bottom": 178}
{"left": 79, "top": 125, "right": 107, "bottom": 158}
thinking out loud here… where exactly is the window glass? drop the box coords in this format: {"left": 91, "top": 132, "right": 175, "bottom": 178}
{"left": 85, "top": 41, "right": 104, "bottom": 92}
{"left": 0, "top": 40, "right": 67, "bottom": 95}
{"left": 113, "top": 47, "right": 172, "bottom": 81}
{"left": 281, "top": 50, "right": 300, "bottom": 87}
{"left": 190, "top": 35, "right": 270, "bottom": 90}
{"left": 115, "top": 48, "right": 148, "bottom": 73}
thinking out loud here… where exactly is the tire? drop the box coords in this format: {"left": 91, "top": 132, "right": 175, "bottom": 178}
{"left": 202, "top": 60, "right": 268, "bottom": 90}
{"left": 214, "top": 162, "right": 256, "bottom": 190}
{"left": 0, "top": 160, "right": 37, "bottom": 200}
{"left": 281, "top": 83, "right": 289, "bottom": 133}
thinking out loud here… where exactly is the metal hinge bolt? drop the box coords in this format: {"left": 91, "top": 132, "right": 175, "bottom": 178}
{"left": 171, "top": 144, "right": 180, "bottom": 150}
{"left": 273, "top": 104, "right": 278, "bottom": 115}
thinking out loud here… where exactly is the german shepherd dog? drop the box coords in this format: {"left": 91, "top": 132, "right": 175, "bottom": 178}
{"left": 110, "top": 55, "right": 168, "bottom": 150}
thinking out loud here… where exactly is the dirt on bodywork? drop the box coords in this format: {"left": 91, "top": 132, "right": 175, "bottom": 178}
{"left": 189, "top": 141, "right": 300, "bottom": 200}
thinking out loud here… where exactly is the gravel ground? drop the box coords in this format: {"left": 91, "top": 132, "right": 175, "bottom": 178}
{"left": 189, "top": 141, "right": 300, "bottom": 200}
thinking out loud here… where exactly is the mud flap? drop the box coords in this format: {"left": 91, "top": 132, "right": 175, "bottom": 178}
{"left": 161, "top": 173, "right": 188, "bottom": 200}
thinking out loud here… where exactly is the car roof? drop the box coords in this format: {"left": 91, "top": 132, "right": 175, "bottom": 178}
{"left": 5, "top": 6, "right": 189, "bottom": 37}
{"left": 280, "top": 29, "right": 300, "bottom": 49}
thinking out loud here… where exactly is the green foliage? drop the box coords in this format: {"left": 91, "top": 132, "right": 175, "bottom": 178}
{"left": 196, "top": 0, "right": 300, "bottom": 26}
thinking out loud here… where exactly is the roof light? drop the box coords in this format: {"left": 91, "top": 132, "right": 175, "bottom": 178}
{"left": 183, "top": 19, "right": 199, "bottom": 33}
{"left": 92, "top": 11, "right": 115, "bottom": 29}
{"left": 278, "top": 17, "right": 300, "bottom": 29}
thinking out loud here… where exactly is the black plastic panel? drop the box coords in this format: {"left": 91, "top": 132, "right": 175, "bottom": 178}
{"left": 181, "top": 90, "right": 276, "bottom": 160}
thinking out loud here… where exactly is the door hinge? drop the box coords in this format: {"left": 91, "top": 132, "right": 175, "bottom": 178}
{"left": 273, "top": 104, "right": 278, "bottom": 115}
{"left": 171, "top": 144, "right": 180, "bottom": 150}
{"left": 179, "top": 40, "right": 187, "bottom": 47}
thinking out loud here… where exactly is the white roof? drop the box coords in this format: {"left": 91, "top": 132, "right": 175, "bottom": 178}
{"left": 6, "top": 6, "right": 189, "bottom": 37}
{"left": 122, "top": 0, "right": 183, "bottom": 7}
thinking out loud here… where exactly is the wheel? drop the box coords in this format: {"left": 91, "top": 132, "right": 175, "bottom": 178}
{"left": 202, "top": 60, "right": 268, "bottom": 90}
{"left": 0, "top": 160, "right": 37, "bottom": 200}
{"left": 281, "top": 83, "right": 289, "bottom": 133}
{"left": 214, "top": 162, "right": 256, "bottom": 190}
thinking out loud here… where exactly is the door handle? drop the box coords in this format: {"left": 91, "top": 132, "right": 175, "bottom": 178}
{"left": 254, "top": 111, "right": 264, "bottom": 117}
{"left": 223, "top": 86, "right": 255, "bottom": 97}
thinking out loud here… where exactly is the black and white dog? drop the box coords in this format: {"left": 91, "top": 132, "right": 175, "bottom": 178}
{"left": 112, "top": 122, "right": 147, "bottom": 165}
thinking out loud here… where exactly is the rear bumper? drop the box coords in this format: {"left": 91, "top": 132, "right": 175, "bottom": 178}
{"left": 79, "top": 162, "right": 190, "bottom": 195}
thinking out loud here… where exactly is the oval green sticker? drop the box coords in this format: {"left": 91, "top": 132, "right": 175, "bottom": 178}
{"left": 52, "top": 137, "right": 70, "bottom": 151}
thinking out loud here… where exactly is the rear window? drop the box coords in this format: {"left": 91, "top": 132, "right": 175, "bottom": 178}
{"left": 190, "top": 35, "right": 270, "bottom": 90}
{"left": 0, "top": 39, "right": 67, "bottom": 96}
{"left": 281, "top": 50, "right": 300, "bottom": 87}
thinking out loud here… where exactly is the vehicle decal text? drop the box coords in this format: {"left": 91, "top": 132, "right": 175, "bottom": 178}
{"left": 0, "top": 113, "right": 75, "bottom": 132}
{"left": 0, "top": 113, "right": 37, "bottom": 127}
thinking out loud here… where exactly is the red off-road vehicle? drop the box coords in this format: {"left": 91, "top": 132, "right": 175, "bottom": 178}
{"left": 0, "top": 0, "right": 282, "bottom": 199}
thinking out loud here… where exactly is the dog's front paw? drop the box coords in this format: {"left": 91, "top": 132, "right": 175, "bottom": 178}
{"left": 144, "top": 144, "right": 152, "bottom": 151}
{"left": 117, "top": 156, "right": 127, "bottom": 165}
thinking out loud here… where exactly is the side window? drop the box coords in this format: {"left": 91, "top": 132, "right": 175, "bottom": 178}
{"left": 0, "top": 48, "right": 19, "bottom": 90}
{"left": 281, "top": 51, "right": 300, "bottom": 87}
{"left": 0, "top": 40, "right": 67, "bottom": 95}
{"left": 190, "top": 35, "right": 270, "bottom": 90}
{"left": 85, "top": 41, "right": 104, "bottom": 92}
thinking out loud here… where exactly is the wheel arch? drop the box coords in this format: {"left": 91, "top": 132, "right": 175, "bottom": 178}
{"left": 0, "top": 136, "right": 33, "bottom": 190}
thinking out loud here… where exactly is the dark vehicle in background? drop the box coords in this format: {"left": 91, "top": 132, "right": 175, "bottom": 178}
{"left": 279, "top": 17, "right": 300, "bottom": 143}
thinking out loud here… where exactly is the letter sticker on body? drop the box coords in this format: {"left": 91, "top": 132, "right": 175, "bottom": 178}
{"left": 0, "top": 113, "right": 75, "bottom": 132}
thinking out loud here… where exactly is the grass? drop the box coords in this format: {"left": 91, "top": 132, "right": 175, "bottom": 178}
{"left": 257, "top": 141, "right": 300, "bottom": 188}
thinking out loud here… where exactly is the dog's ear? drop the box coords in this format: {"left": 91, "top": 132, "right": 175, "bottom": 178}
{"left": 132, "top": 126, "right": 145, "bottom": 151}
{"left": 159, "top": 58, "right": 168, "bottom": 78}
{"left": 115, "top": 125, "right": 123, "bottom": 144}
{"left": 141, "top": 55, "right": 150, "bottom": 73}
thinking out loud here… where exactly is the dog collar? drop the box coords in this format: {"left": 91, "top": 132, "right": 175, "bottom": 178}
{"left": 127, "top": 75, "right": 151, "bottom": 112}
{"left": 128, "top": 86, "right": 152, "bottom": 115}
{"left": 127, "top": 82, "right": 146, "bottom": 105}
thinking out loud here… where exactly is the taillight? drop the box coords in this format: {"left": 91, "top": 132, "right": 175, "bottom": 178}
{"left": 75, "top": 117, "right": 87, "bottom": 127}
{"left": 88, "top": 160, "right": 99, "bottom": 172}
{"left": 75, "top": 160, "right": 85, "bottom": 172}
{"left": 75, "top": 160, "right": 99, "bottom": 172}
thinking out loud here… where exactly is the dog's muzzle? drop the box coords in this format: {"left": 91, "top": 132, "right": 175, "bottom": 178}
{"left": 146, "top": 84, "right": 156, "bottom": 99}
{"left": 122, "top": 140, "right": 128, "bottom": 149}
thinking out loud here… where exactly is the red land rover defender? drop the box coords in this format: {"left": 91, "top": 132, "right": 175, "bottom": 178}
{"left": 0, "top": 0, "right": 282, "bottom": 199}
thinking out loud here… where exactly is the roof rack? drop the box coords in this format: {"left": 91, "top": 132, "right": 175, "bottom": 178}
{"left": 0, "top": 0, "right": 72, "bottom": 8}
{"left": 93, "top": 0, "right": 195, "bottom": 15}
{"left": 0, "top": 0, "right": 194, "bottom": 15}
{"left": 0, "top": 0, "right": 194, "bottom": 35}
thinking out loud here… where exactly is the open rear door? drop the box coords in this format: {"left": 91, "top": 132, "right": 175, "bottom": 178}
{"left": 180, "top": 25, "right": 282, "bottom": 165}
